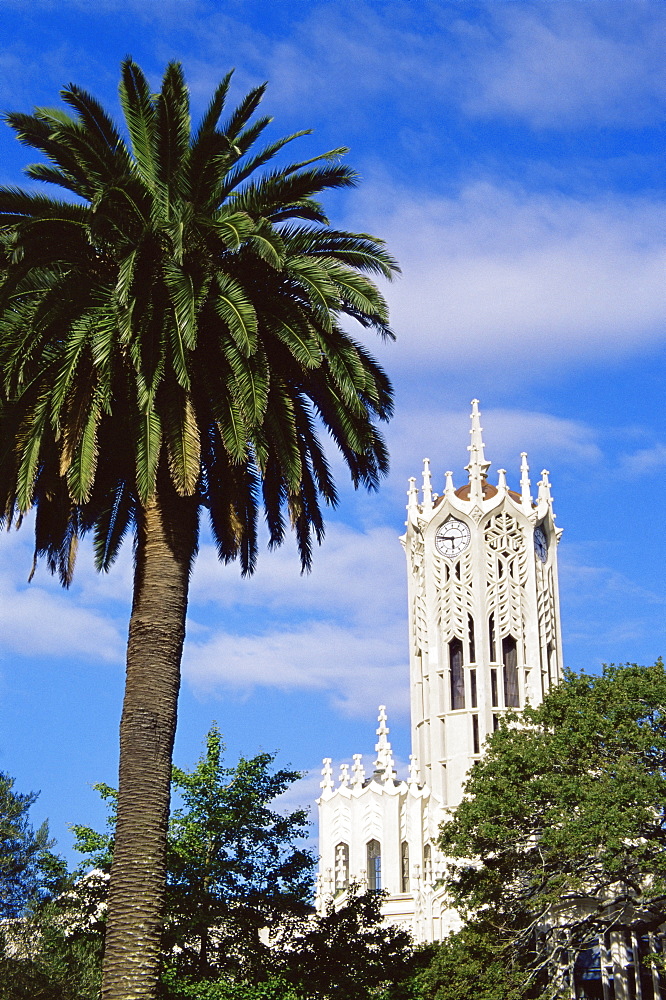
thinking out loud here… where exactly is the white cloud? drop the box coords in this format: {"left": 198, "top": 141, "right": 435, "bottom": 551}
{"left": 190, "top": 522, "right": 405, "bottom": 624}
{"left": 0, "top": 519, "right": 127, "bottom": 665}
{"left": 619, "top": 443, "right": 666, "bottom": 478}
{"left": 0, "top": 571, "right": 123, "bottom": 663}
{"left": 183, "top": 620, "right": 409, "bottom": 719}
{"left": 348, "top": 181, "right": 666, "bottom": 369}
{"left": 459, "top": 4, "right": 666, "bottom": 128}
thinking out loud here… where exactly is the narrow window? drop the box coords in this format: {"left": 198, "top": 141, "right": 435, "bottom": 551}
{"left": 468, "top": 614, "right": 476, "bottom": 663}
{"left": 367, "top": 840, "right": 381, "bottom": 892}
{"left": 491, "top": 668, "right": 499, "bottom": 707}
{"left": 449, "top": 638, "right": 465, "bottom": 710}
{"left": 401, "top": 841, "right": 410, "bottom": 893}
{"left": 423, "top": 842, "right": 432, "bottom": 883}
{"left": 547, "top": 642, "right": 554, "bottom": 687}
{"left": 503, "top": 636, "right": 520, "bottom": 708}
{"left": 334, "top": 842, "right": 349, "bottom": 892}
{"left": 470, "top": 669, "right": 477, "bottom": 708}
{"left": 472, "top": 715, "right": 480, "bottom": 754}
{"left": 493, "top": 713, "right": 500, "bottom": 732}
{"left": 488, "top": 614, "right": 496, "bottom": 661}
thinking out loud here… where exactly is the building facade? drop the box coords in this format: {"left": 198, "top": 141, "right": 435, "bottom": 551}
{"left": 315, "top": 400, "right": 564, "bottom": 942}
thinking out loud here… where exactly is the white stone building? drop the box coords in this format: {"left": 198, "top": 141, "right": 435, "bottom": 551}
{"left": 315, "top": 399, "right": 564, "bottom": 943}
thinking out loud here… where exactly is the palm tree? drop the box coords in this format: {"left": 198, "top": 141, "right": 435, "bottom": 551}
{"left": 0, "top": 61, "right": 398, "bottom": 999}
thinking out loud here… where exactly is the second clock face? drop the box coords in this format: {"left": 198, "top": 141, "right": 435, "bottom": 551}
{"left": 534, "top": 526, "right": 548, "bottom": 563}
{"left": 435, "top": 519, "right": 471, "bottom": 558}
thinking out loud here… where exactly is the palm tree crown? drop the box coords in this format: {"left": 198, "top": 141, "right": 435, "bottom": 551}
{"left": 0, "top": 60, "right": 398, "bottom": 1000}
{"left": 0, "top": 59, "right": 397, "bottom": 579}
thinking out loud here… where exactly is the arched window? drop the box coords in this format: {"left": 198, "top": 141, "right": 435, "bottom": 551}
{"left": 367, "top": 839, "right": 381, "bottom": 892}
{"left": 449, "top": 638, "right": 465, "bottom": 710}
{"left": 335, "top": 842, "right": 349, "bottom": 892}
{"left": 401, "top": 841, "right": 410, "bottom": 893}
{"left": 503, "top": 635, "right": 520, "bottom": 707}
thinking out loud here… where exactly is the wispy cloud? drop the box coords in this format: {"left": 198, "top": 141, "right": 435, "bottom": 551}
{"left": 183, "top": 620, "right": 409, "bottom": 719}
{"left": 347, "top": 180, "right": 666, "bottom": 370}
{"left": 458, "top": 3, "right": 666, "bottom": 128}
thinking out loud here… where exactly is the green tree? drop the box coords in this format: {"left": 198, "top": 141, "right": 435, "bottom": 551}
{"left": 0, "top": 772, "right": 61, "bottom": 919}
{"left": 276, "top": 885, "right": 414, "bottom": 1000}
{"left": 0, "top": 59, "right": 397, "bottom": 998}
{"left": 164, "top": 725, "right": 314, "bottom": 979}
{"left": 437, "top": 662, "right": 666, "bottom": 996}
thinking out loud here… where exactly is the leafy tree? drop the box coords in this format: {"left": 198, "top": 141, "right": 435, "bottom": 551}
{"left": 417, "top": 923, "right": 542, "bottom": 1000}
{"left": 165, "top": 725, "right": 314, "bottom": 979}
{"left": 275, "top": 885, "right": 414, "bottom": 1000}
{"left": 73, "top": 726, "right": 314, "bottom": 980}
{"left": 0, "top": 902, "right": 103, "bottom": 1000}
{"left": 0, "top": 59, "right": 397, "bottom": 998}
{"left": 71, "top": 733, "right": 416, "bottom": 999}
{"left": 437, "top": 662, "right": 666, "bottom": 995}
{"left": 0, "top": 771, "right": 61, "bottom": 918}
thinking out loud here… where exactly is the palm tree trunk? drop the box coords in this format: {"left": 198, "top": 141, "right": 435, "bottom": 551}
{"left": 102, "top": 485, "right": 197, "bottom": 1000}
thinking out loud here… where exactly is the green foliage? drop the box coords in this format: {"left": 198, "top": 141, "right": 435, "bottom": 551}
{"left": 438, "top": 661, "right": 666, "bottom": 985}
{"left": 0, "top": 772, "right": 63, "bottom": 919}
{"left": 71, "top": 729, "right": 416, "bottom": 998}
{"left": 160, "top": 969, "right": 299, "bottom": 999}
{"left": 417, "top": 924, "right": 542, "bottom": 1000}
{"left": 0, "top": 904, "right": 102, "bottom": 1000}
{"left": 163, "top": 725, "right": 315, "bottom": 978}
{"left": 275, "top": 885, "right": 414, "bottom": 1000}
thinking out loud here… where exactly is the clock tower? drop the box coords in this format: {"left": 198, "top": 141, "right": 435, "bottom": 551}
{"left": 316, "top": 400, "right": 564, "bottom": 941}
{"left": 403, "top": 399, "right": 563, "bottom": 810}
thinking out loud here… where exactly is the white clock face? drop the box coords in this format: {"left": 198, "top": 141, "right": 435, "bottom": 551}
{"left": 534, "top": 526, "right": 548, "bottom": 563}
{"left": 435, "top": 519, "right": 471, "bottom": 558}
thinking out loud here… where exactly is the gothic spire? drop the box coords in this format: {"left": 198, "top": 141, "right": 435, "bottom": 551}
{"left": 373, "top": 705, "right": 396, "bottom": 781}
{"left": 538, "top": 469, "right": 553, "bottom": 505}
{"left": 465, "top": 399, "right": 491, "bottom": 501}
{"left": 520, "top": 452, "right": 532, "bottom": 508}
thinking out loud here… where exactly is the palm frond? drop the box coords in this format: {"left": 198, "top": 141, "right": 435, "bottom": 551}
{"left": 118, "top": 58, "right": 157, "bottom": 187}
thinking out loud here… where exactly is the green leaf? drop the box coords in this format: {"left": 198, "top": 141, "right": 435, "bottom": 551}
{"left": 134, "top": 405, "right": 162, "bottom": 502}
{"left": 214, "top": 273, "right": 258, "bottom": 354}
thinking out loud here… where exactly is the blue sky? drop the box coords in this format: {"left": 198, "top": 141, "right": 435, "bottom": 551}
{"left": 1, "top": 0, "right": 666, "bottom": 861}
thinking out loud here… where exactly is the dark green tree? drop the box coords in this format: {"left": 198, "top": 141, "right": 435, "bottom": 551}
{"left": 165, "top": 725, "right": 314, "bottom": 979}
{"left": 437, "top": 662, "right": 666, "bottom": 995}
{"left": 0, "top": 771, "right": 61, "bottom": 918}
{"left": 276, "top": 885, "right": 414, "bottom": 1000}
{"left": 0, "top": 59, "right": 397, "bottom": 998}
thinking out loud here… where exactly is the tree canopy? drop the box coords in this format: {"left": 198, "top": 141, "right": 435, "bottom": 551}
{"left": 437, "top": 661, "right": 666, "bottom": 995}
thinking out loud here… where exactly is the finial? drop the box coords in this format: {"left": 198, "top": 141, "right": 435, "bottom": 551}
{"left": 497, "top": 468, "right": 507, "bottom": 492}
{"left": 320, "top": 758, "right": 334, "bottom": 792}
{"left": 352, "top": 754, "right": 365, "bottom": 786}
{"left": 538, "top": 469, "right": 552, "bottom": 504}
{"left": 408, "top": 754, "right": 420, "bottom": 787}
{"left": 374, "top": 705, "right": 396, "bottom": 781}
{"left": 421, "top": 458, "right": 433, "bottom": 511}
{"left": 339, "top": 762, "right": 350, "bottom": 787}
{"left": 407, "top": 476, "right": 418, "bottom": 514}
{"left": 520, "top": 452, "right": 532, "bottom": 508}
{"left": 465, "top": 399, "right": 491, "bottom": 503}
{"left": 444, "top": 470, "right": 455, "bottom": 496}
